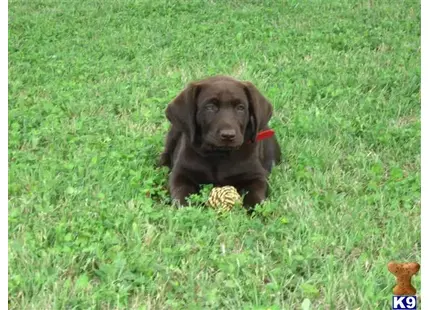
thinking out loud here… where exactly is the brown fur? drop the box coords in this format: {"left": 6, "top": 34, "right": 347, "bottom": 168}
{"left": 159, "top": 75, "right": 281, "bottom": 211}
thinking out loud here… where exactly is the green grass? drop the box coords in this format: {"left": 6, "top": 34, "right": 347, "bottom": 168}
{"left": 8, "top": 0, "right": 420, "bottom": 308}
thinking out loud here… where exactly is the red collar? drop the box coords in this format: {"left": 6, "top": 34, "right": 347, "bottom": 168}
{"left": 248, "top": 129, "right": 275, "bottom": 143}
{"left": 256, "top": 129, "right": 275, "bottom": 141}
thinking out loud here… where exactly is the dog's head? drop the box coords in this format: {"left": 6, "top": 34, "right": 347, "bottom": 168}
{"left": 165, "top": 76, "right": 273, "bottom": 151}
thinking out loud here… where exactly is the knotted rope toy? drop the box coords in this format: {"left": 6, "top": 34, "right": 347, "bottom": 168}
{"left": 206, "top": 186, "right": 242, "bottom": 212}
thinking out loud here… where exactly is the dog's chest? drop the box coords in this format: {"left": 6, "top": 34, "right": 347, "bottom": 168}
{"left": 179, "top": 141, "right": 264, "bottom": 185}
{"left": 211, "top": 161, "right": 246, "bottom": 184}
{"left": 208, "top": 157, "right": 262, "bottom": 186}
{"left": 180, "top": 155, "right": 252, "bottom": 186}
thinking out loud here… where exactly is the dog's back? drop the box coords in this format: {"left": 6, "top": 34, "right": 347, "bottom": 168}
{"left": 259, "top": 135, "right": 281, "bottom": 173}
{"left": 158, "top": 125, "right": 182, "bottom": 170}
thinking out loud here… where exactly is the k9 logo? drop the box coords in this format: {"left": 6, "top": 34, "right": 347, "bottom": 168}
{"left": 392, "top": 296, "right": 417, "bottom": 310}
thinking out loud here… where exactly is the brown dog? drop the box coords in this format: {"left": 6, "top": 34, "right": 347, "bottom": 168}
{"left": 159, "top": 75, "right": 281, "bottom": 210}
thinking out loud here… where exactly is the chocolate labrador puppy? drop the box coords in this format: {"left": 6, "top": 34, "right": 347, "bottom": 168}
{"left": 159, "top": 75, "right": 281, "bottom": 210}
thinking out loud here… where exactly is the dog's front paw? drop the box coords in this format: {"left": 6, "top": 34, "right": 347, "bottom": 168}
{"left": 240, "top": 178, "right": 268, "bottom": 212}
{"left": 243, "top": 192, "right": 266, "bottom": 211}
{"left": 171, "top": 198, "right": 186, "bottom": 209}
{"left": 169, "top": 176, "right": 198, "bottom": 208}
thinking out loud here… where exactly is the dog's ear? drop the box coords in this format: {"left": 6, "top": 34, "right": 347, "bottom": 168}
{"left": 244, "top": 115, "right": 256, "bottom": 143}
{"left": 242, "top": 81, "right": 273, "bottom": 141}
{"left": 165, "top": 82, "right": 201, "bottom": 144}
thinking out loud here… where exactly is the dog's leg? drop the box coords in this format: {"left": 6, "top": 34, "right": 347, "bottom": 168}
{"left": 168, "top": 172, "right": 198, "bottom": 207}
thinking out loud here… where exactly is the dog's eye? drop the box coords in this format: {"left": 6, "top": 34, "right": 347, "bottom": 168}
{"left": 205, "top": 103, "right": 218, "bottom": 112}
{"left": 236, "top": 104, "right": 246, "bottom": 112}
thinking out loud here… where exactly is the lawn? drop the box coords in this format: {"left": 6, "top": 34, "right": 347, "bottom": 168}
{"left": 8, "top": 0, "right": 421, "bottom": 309}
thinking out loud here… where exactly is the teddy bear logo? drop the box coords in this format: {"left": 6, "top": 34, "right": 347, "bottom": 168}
{"left": 387, "top": 261, "right": 420, "bottom": 296}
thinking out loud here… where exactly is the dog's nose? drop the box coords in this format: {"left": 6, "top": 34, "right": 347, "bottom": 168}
{"left": 220, "top": 129, "right": 236, "bottom": 141}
